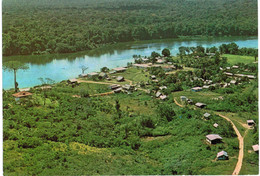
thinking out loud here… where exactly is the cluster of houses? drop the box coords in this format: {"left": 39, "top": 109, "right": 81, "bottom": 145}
{"left": 78, "top": 66, "right": 128, "bottom": 80}
{"left": 109, "top": 84, "right": 136, "bottom": 94}
{"left": 224, "top": 72, "right": 256, "bottom": 79}
{"left": 132, "top": 63, "right": 177, "bottom": 72}
{"left": 222, "top": 65, "right": 256, "bottom": 79}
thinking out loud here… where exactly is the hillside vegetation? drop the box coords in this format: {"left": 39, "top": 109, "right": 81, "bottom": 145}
{"left": 3, "top": 0, "right": 257, "bottom": 56}
{"left": 3, "top": 45, "right": 258, "bottom": 175}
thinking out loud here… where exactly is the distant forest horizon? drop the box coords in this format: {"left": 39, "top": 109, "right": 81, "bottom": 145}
{"left": 2, "top": 0, "right": 258, "bottom": 56}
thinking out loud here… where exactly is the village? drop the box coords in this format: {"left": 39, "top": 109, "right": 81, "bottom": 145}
{"left": 4, "top": 45, "right": 258, "bottom": 175}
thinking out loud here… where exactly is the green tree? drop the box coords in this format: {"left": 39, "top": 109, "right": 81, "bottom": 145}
{"left": 162, "top": 48, "right": 171, "bottom": 57}
{"left": 151, "top": 51, "right": 160, "bottom": 58}
{"left": 3, "top": 61, "right": 29, "bottom": 92}
{"left": 100, "top": 67, "right": 109, "bottom": 72}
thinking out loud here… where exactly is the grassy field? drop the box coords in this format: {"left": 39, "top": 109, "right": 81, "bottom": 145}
{"left": 112, "top": 67, "right": 150, "bottom": 83}
{"left": 222, "top": 54, "right": 256, "bottom": 65}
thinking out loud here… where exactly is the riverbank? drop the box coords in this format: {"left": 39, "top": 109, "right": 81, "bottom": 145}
{"left": 3, "top": 36, "right": 258, "bottom": 58}
{"left": 3, "top": 37, "right": 258, "bottom": 90}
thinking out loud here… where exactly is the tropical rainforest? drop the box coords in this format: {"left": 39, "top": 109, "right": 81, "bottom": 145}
{"left": 2, "top": 0, "right": 258, "bottom": 56}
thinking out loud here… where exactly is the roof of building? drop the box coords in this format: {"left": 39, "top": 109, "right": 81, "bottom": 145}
{"left": 114, "top": 88, "right": 122, "bottom": 93}
{"left": 113, "top": 67, "right": 127, "bottom": 71}
{"left": 116, "top": 76, "right": 124, "bottom": 81}
{"left": 213, "top": 123, "right": 219, "bottom": 128}
{"left": 247, "top": 75, "right": 256, "bottom": 79}
{"left": 12, "top": 91, "right": 33, "bottom": 98}
{"left": 109, "top": 84, "right": 121, "bottom": 89}
{"left": 156, "top": 59, "right": 165, "bottom": 63}
{"left": 252, "top": 144, "right": 259, "bottom": 152}
{"left": 206, "top": 134, "right": 223, "bottom": 141}
{"left": 203, "top": 85, "right": 210, "bottom": 89}
{"left": 19, "top": 88, "right": 31, "bottom": 92}
{"left": 225, "top": 72, "right": 233, "bottom": 76}
{"left": 192, "top": 87, "right": 202, "bottom": 90}
{"left": 230, "top": 80, "right": 236, "bottom": 84}
{"left": 195, "top": 102, "right": 206, "bottom": 107}
{"left": 217, "top": 151, "right": 228, "bottom": 158}
{"left": 133, "top": 64, "right": 151, "bottom": 68}
{"left": 69, "top": 79, "right": 78, "bottom": 83}
{"left": 204, "top": 113, "right": 211, "bottom": 118}
{"left": 234, "top": 74, "right": 245, "bottom": 77}
{"left": 38, "top": 86, "right": 52, "bottom": 90}
{"left": 122, "top": 84, "right": 132, "bottom": 90}
{"left": 160, "top": 95, "right": 167, "bottom": 100}
{"left": 247, "top": 120, "right": 255, "bottom": 124}
{"left": 159, "top": 86, "right": 167, "bottom": 90}
{"left": 156, "top": 91, "right": 162, "bottom": 98}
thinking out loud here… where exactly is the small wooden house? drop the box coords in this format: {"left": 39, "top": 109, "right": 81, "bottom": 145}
{"left": 116, "top": 76, "right": 125, "bottom": 82}
{"left": 217, "top": 151, "right": 229, "bottom": 160}
{"left": 230, "top": 80, "right": 236, "bottom": 84}
{"left": 156, "top": 59, "right": 165, "bottom": 64}
{"left": 12, "top": 91, "right": 33, "bottom": 101}
{"left": 206, "top": 134, "right": 223, "bottom": 144}
{"left": 109, "top": 84, "right": 121, "bottom": 90}
{"left": 247, "top": 120, "right": 255, "bottom": 126}
{"left": 87, "top": 72, "right": 99, "bottom": 78}
{"left": 38, "top": 86, "right": 52, "bottom": 90}
{"left": 252, "top": 144, "right": 259, "bottom": 153}
{"left": 180, "top": 96, "right": 187, "bottom": 101}
{"left": 122, "top": 84, "right": 133, "bottom": 91}
{"left": 19, "top": 88, "right": 31, "bottom": 92}
{"left": 151, "top": 75, "right": 156, "bottom": 80}
{"left": 204, "top": 113, "right": 211, "bottom": 119}
{"left": 160, "top": 95, "right": 167, "bottom": 100}
{"left": 114, "top": 88, "right": 122, "bottom": 93}
{"left": 156, "top": 91, "right": 162, "bottom": 98}
{"left": 213, "top": 123, "right": 219, "bottom": 128}
{"left": 195, "top": 102, "right": 207, "bottom": 108}
{"left": 113, "top": 67, "right": 127, "bottom": 73}
{"left": 191, "top": 87, "right": 202, "bottom": 92}
{"left": 159, "top": 86, "right": 167, "bottom": 90}
{"left": 68, "top": 79, "right": 78, "bottom": 84}
{"left": 203, "top": 85, "right": 209, "bottom": 89}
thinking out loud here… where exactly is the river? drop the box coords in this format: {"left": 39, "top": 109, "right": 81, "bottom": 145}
{"left": 2, "top": 36, "right": 258, "bottom": 89}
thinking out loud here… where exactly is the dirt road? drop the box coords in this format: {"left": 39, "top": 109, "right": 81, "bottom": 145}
{"left": 217, "top": 114, "right": 243, "bottom": 175}
{"left": 173, "top": 98, "right": 184, "bottom": 107}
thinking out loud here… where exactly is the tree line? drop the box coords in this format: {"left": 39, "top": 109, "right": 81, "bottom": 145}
{"left": 3, "top": 0, "right": 257, "bottom": 56}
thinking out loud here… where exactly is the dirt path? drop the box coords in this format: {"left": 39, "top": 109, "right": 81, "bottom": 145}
{"left": 90, "top": 91, "right": 114, "bottom": 97}
{"left": 77, "top": 78, "right": 133, "bottom": 86}
{"left": 217, "top": 114, "right": 243, "bottom": 176}
{"left": 173, "top": 98, "right": 184, "bottom": 107}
